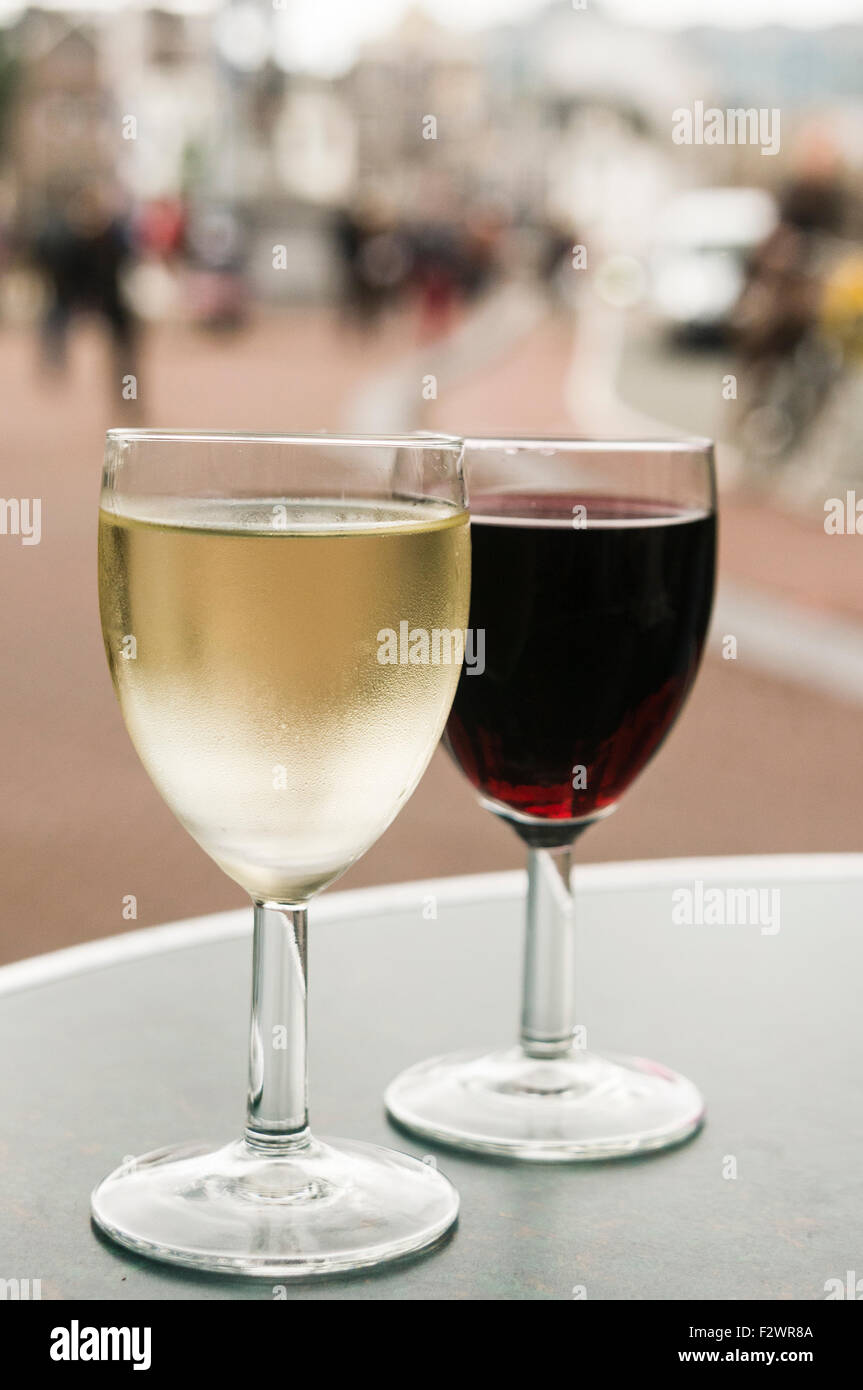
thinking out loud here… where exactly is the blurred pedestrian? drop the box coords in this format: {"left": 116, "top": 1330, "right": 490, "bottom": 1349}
{"left": 410, "top": 222, "right": 462, "bottom": 342}
{"left": 334, "top": 201, "right": 412, "bottom": 329}
{"left": 33, "top": 183, "right": 138, "bottom": 395}
{"left": 732, "top": 139, "right": 850, "bottom": 470}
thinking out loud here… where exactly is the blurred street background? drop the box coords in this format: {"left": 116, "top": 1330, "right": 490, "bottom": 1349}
{"left": 1, "top": 0, "right": 863, "bottom": 961}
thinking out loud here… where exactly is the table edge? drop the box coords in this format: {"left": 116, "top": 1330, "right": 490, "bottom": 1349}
{"left": 2, "top": 853, "right": 862, "bottom": 997}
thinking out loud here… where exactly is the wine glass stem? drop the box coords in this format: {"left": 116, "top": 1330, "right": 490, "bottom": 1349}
{"left": 520, "top": 845, "right": 576, "bottom": 1059}
{"left": 245, "top": 900, "right": 310, "bottom": 1150}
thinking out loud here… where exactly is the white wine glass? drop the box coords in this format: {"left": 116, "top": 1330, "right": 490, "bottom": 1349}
{"left": 93, "top": 429, "right": 470, "bottom": 1275}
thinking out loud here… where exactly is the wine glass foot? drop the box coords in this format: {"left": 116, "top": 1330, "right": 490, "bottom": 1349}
{"left": 91, "top": 1135, "right": 459, "bottom": 1277}
{"left": 385, "top": 1047, "right": 705, "bottom": 1161}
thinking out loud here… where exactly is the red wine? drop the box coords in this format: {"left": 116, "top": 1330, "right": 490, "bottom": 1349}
{"left": 445, "top": 493, "right": 715, "bottom": 834}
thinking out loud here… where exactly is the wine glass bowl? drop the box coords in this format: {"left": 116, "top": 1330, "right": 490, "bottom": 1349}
{"left": 385, "top": 437, "right": 717, "bottom": 1160}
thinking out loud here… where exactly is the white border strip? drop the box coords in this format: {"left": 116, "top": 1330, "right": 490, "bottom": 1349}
{"left": 1, "top": 854, "right": 861, "bottom": 997}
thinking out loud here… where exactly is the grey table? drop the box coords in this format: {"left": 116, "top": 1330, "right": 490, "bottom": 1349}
{"left": 2, "top": 855, "right": 861, "bottom": 1301}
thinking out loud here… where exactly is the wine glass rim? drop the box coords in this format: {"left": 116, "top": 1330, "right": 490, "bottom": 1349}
{"left": 105, "top": 429, "right": 464, "bottom": 449}
{"left": 464, "top": 435, "right": 714, "bottom": 453}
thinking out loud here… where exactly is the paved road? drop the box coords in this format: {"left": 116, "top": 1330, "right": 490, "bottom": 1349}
{"left": 1, "top": 306, "right": 861, "bottom": 964}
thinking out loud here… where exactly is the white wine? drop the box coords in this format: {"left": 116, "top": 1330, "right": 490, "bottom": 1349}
{"left": 99, "top": 497, "right": 470, "bottom": 901}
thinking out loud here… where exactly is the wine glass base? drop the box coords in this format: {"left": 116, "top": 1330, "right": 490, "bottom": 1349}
{"left": 91, "top": 1135, "right": 459, "bottom": 1277}
{"left": 385, "top": 1047, "right": 705, "bottom": 1161}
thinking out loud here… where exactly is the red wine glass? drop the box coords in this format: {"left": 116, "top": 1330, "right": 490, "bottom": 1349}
{"left": 385, "top": 437, "right": 717, "bottom": 1159}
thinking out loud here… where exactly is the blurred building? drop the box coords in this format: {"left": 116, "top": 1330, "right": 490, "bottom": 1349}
{"left": 100, "top": 8, "right": 218, "bottom": 202}
{"left": 340, "top": 8, "right": 484, "bottom": 214}
{"left": 6, "top": 11, "right": 113, "bottom": 226}
{"left": 0, "top": 0, "right": 861, "bottom": 304}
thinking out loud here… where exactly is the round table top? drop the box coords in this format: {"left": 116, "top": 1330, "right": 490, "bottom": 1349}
{"left": 2, "top": 854, "right": 861, "bottom": 1301}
